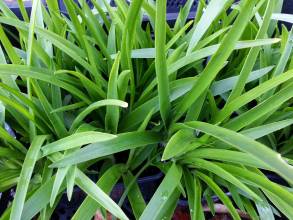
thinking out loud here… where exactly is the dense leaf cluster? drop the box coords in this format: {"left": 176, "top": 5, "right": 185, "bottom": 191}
{"left": 0, "top": 0, "right": 292, "bottom": 219}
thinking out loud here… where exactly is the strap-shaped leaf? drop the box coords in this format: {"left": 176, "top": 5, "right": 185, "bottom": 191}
{"left": 226, "top": 0, "right": 275, "bottom": 103}
{"left": 70, "top": 99, "right": 127, "bottom": 132}
{"left": 75, "top": 169, "right": 129, "bottom": 220}
{"left": 196, "top": 172, "right": 241, "bottom": 220}
{"left": 155, "top": 0, "right": 170, "bottom": 126}
{"left": 183, "top": 121, "right": 293, "bottom": 184}
{"left": 162, "top": 129, "right": 201, "bottom": 160}
{"left": 72, "top": 164, "right": 125, "bottom": 220}
{"left": 217, "top": 163, "right": 293, "bottom": 208}
{"left": 42, "top": 131, "right": 116, "bottom": 156}
{"left": 140, "top": 163, "right": 182, "bottom": 220}
{"left": 10, "top": 135, "right": 47, "bottom": 220}
{"left": 51, "top": 131, "right": 161, "bottom": 167}
{"left": 189, "top": 158, "right": 261, "bottom": 201}
{"left": 225, "top": 82, "right": 293, "bottom": 131}
{"left": 187, "top": 0, "right": 231, "bottom": 53}
{"left": 0, "top": 65, "right": 91, "bottom": 104}
{"left": 175, "top": 0, "right": 258, "bottom": 120}
{"left": 105, "top": 53, "right": 121, "bottom": 133}
{"left": 182, "top": 148, "right": 270, "bottom": 170}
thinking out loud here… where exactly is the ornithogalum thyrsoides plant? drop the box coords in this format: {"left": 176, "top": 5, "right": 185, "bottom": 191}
{"left": 0, "top": 0, "right": 293, "bottom": 219}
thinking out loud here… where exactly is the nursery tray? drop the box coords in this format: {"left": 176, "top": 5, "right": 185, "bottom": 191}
{"left": 3, "top": 0, "right": 293, "bottom": 23}
{"left": 110, "top": 0, "right": 198, "bottom": 21}
{"left": 2, "top": 0, "right": 93, "bottom": 16}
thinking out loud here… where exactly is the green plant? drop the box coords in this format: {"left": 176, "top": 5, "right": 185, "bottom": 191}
{"left": 0, "top": 0, "right": 293, "bottom": 219}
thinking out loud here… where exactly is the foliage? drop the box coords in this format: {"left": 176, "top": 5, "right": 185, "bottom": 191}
{"left": 0, "top": 0, "right": 293, "bottom": 219}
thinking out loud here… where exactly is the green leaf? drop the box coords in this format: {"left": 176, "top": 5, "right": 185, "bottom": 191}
{"left": 0, "top": 65, "right": 91, "bottom": 104}
{"left": 16, "top": 0, "right": 29, "bottom": 22}
{"left": 81, "top": 0, "right": 110, "bottom": 60}
{"left": 105, "top": 53, "right": 121, "bottom": 133}
{"left": 70, "top": 99, "right": 128, "bottom": 132}
{"left": 264, "top": 190, "right": 293, "bottom": 219}
{"left": 211, "top": 66, "right": 274, "bottom": 96}
{"left": 225, "top": 82, "right": 293, "bottom": 131}
{"left": 162, "top": 129, "right": 202, "bottom": 160}
{"left": 173, "top": 0, "right": 194, "bottom": 32}
{"left": 218, "top": 163, "right": 293, "bottom": 208}
{"left": 0, "top": 94, "right": 34, "bottom": 122}
{"left": 10, "top": 136, "right": 47, "bottom": 220}
{"left": 50, "top": 102, "right": 86, "bottom": 114}
{"left": 123, "top": 172, "right": 146, "bottom": 219}
{"left": 0, "top": 17, "right": 98, "bottom": 75}
{"left": 49, "top": 166, "right": 69, "bottom": 207}
{"left": 118, "top": 70, "right": 131, "bottom": 100}
{"left": 122, "top": 65, "right": 276, "bottom": 131}
{"left": 42, "top": 131, "right": 116, "bottom": 156}
{"left": 192, "top": 176, "right": 205, "bottom": 220}
{"left": 51, "top": 131, "right": 161, "bottom": 167}
{"left": 111, "top": 39, "right": 280, "bottom": 60}
{"left": 169, "top": 38, "right": 280, "bottom": 75}
{"left": 189, "top": 158, "right": 261, "bottom": 201}
{"left": 120, "top": 0, "right": 144, "bottom": 105}
{"left": 167, "top": 20, "right": 193, "bottom": 49}
{"left": 0, "top": 147, "right": 23, "bottom": 160}
{"left": 272, "top": 13, "right": 293, "bottom": 23}
{"left": 242, "top": 198, "right": 259, "bottom": 220}
{"left": 140, "top": 163, "right": 182, "bottom": 220}
{"left": 215, "top": 69, "right": 293, "bottom": 123}
{"left": 75, "top": 169, "right": 129, "bottom": 220}
{"left": 175, "top": 0, "right": 258, "bottom": 120}
{"left": 182, "top": 148, "right": 271, "bottom": 170}
{"left": 183, "top": 170, "right": 195, "bottom": 218}
{"left": 254, "top": 190, "right": 274, "bottom": 220}
{"left": 0, "top": 1, "right": 18, "bottom": 18}
{"left": 21, "top": 177, "right": 63, "bottom": 220}
{"left": 107, "top": 24, "right": 116, "bottom": 55}
{"left": 0, "top": 124, "right": 26, "bottom": 154}
{"left": 196, "top": 172, "right": 241, "bottom": 220}
{"left": 31, "top": 81, "right": 68, "bottom": 138}
{"left": 262, "top": 29, "right": 293, "bottom": 99}
{"left": 63, "top": 0, "right": 86, "bottom": 49}
{"left": 26, "top": 0, "right": 41, "bottom": 66}
{"left": 72, "top": 164, "right": 125, "bottom": 220}
{"left": 183, "top": 121, "right": 293, "bottom": 184}
{"left": 66, "top": 165, "right": 76, "bottom": 201}
{"left": 227, "top": 184, "right": 245, "bottom": 212}
{"left": 155, "top": 0, "right": 170, "bottom": 126}
{"left": 187, "top": 0, "right": 231, "bottom": 53}
{"left": 241, "top": 119, "right": 293, "bottom": 139}
{"left": 195, "top": 26, "right": 231, "bottom": 49}
{"left": 0, "top": 25, "right": 22, "bottom": 65}
{"left": 0, "top": 169, "right": 20, "bottom": 192}
{"left": 225, "top": 0, "right": 275, "bottom": 103}
{"left": 54, "top": 70, "right": 106, "bottom": 99}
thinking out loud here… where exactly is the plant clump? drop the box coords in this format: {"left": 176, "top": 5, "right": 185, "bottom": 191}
{"left": 0, "top": 0, "right": 293, "bottom": 219}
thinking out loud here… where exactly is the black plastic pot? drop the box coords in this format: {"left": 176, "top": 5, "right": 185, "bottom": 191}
{"left": 4, "top": 0, "right": 293, "bottom": 23}
{"left": 50, "top": 172, "right": 163, "bottom": 219}
{"left": 53, "top": 188, "right": 86, "bottom": 220}
{"left": 0, "top": 125, "right": 15, "bottom": 217}
{"left": 111, "top": 172, "right": 163, "bottom": 217}
{"left": 282, "top": 0, "right": 293, "bottom": 14}
{"left": 110, "top": 0, "right": 198, "bottom": 21}
{"left": 0, "top": 190, "right": 13, "bottom": 217}
{"left": 174, "top": 174, "right": 289, "bottom": 220}
{"left": 2, "top": 0, "right": 92, "bottom": 18}
{"left": 265, "top": 172, "right": 289, "bottom": 186}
